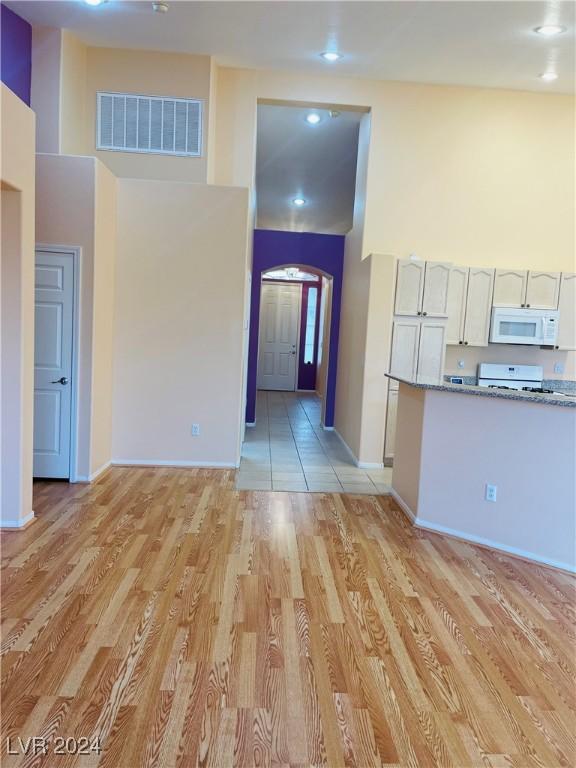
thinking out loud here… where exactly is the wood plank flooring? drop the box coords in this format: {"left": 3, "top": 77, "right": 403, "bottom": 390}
{"left": 1, "top": 467, "right": 575, "bottom": 767}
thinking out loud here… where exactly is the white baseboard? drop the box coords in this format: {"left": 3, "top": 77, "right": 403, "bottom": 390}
{"left": 1, "top": 510, "right": 35, "bottom": 529}
{"left": 391, "top": 489, "right": 575, "bottom": 574}
{"left": 111, "top": 459, "right": 237, "bottom": 469}
{"left": 322, "top": 425, "right": 335, "bottom": 431}
{"left": 245, "top": 422, "right": 256, "bottom": 427}
{"left": 75, "top": 461, "right": 111, "bottom": 483}
{"left": 332, "top": 430, "right": 384, "bottom": 470}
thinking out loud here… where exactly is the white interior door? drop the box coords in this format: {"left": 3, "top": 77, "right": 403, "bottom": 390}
{"left": 257, "top": 283, "right": 301, "bottom": 391}
{"left": 33, "top": 251, "right": 74, "bottom": 478}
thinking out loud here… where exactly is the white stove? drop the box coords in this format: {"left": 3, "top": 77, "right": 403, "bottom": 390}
{"left": 477, "top": 363, "right": 573, "bottom": 397}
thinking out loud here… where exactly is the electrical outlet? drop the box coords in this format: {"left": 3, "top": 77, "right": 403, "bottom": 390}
{"left": 457, "top": 359, "right": 465, "bottom": 369}
{"left": 191, "top": 423, "right": 200, "bottom": 436}
{"left": 554, "top": 362, "right": 564, "bottom": 374}
{"left": 485, "top": 483, "right": 497, "bottom": 503}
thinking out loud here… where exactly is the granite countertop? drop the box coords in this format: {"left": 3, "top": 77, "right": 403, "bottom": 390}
{"left": 386, "top": 373, "right": 576, "bottom": 408}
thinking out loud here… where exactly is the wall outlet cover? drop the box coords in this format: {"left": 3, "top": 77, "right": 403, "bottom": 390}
{"left": 192, "top": 423, "right": 200, "bottom": 436}
{"left": 485, "top": 483, "right": 497, "bottom": 503}
{"left": 457, "top": 359, "right": 465, "bottom": 369}
{"left": 554, "top": 362, "right": 564, "bottom": 374}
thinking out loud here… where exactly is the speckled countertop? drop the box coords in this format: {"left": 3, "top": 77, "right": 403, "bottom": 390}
{"left": 386, "top": 374, "right": 576, "bottom": 408}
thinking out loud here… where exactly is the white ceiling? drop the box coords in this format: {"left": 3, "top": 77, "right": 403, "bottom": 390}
{"left": 256, "top": 104, "right": 361, "bottom": 234}
{"left": 7, "top": 1, "right": 575, "bottom": 94}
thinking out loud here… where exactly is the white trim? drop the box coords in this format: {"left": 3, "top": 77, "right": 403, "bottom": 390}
{"left": 333, "top": 429, "right": 360, "bottom": 466}
{"left": 321, "top": 425, "right": 335, "bottom": 431}
{"left": 1, "top": 510, "right": 35, "bottom": 529}
{"left": 358, "top": 461, "right": 385, "bottom": 470}
{"left": 35, "top": 245, "right": 82, "bottom": 483}
{"left": 391, "top": 489, "right": 575, "bottom": 574}
{"left": 246, "top": 421, "right": 256, "bottom": 427}
{"left": 75, "top": 461, "right": 111, "bottom": 483}
{"left": 111, "top": 459, "right": 238, "bottom": 469}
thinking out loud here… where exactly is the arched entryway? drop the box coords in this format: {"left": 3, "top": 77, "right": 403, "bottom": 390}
{"left": 246, "top": 229, "right": 344, "bottom": 428}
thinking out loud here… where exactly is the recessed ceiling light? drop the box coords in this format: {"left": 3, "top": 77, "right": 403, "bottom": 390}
{"left": 539, "top": 71, "right": 559, "bottom": 81}
{"left": 152, "top": 1, "right": 169, "bottom": 11}
{"left": 534, "top": 24, "right": 566, "bottom": 36}
{"left": 306, "top": 112, "right": 321, "bottom": 125}
{"left": 320, "top": 51, "right": 342, "bottom": 62}
{"left": 85, "top": 0, "right": 106, "bottom": 5}
{"left": 292, "top": 198, "right": 306, "bottom": 207}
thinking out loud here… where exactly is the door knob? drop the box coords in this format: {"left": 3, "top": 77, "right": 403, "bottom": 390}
{"left": 51, "top": 376, "right": 68, "bottom": 385}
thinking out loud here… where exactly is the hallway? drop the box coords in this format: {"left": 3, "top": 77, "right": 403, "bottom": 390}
{"left": 237, "top": 391, "right": 392, "bottom": 493}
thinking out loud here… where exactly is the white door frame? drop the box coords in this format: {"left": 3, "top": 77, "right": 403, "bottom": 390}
{"left": 35, "top": 245, "right": 82, "bottom": 483}
{"left": 257, "top": 280, "right": 302, "bottom": 392}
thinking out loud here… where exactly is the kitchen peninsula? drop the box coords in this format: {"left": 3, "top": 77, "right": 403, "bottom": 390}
{"left": 387, "top": 374, "right": 576, "bottom": 572}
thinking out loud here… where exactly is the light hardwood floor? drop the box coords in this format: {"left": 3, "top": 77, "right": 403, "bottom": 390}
{"left": 1, "top": 467, "right": 575, "bottom": 767}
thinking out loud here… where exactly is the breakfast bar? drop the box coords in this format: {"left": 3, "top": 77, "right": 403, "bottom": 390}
{"left": 387, "top": 374, "right": 576, "bottom": 572}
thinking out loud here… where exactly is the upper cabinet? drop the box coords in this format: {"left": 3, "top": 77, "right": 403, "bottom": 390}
{"left": 493, "top": 269, "right": 560, "bottom": 309}
{"left": 525, "top": 271, "right": 561, "bottom": 309}
{"left": 493, "top": 269, "right": 527, "bottom": 307}
{"left": 446, "top": 266, "right": 469, "bottom": 345}
{"left": 556, "top": 273, "right": 576, "bottom": 351}
{"left": 394, "top": 259, "right": 450, "bottom": 317}
{"left": 446, "top": 266, "right": 494, "bottom": 347}
{"left": 394, "top": 260, "right": 425, "bottom": 315}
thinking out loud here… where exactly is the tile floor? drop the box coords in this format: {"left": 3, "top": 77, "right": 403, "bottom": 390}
{"left": 236, "top": 390, "right": 392, "bottom": 493}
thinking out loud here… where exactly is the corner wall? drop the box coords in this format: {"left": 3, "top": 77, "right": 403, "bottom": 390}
{"left": 112, "top": 179, "right": 250, "bottom": 467}
{"left": 1, "top": 84, "right": 36, "bottom": 526}
{"left": 35, "top": 153, "right": 117, "bottom": 480}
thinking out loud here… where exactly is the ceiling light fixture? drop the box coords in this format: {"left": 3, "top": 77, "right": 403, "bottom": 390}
{"left": 85, "top": 0, "right": 106, "bottom": 6}
{"left": 320, "top": 51, "right": 342, "bottom": 62}
{"left": 152, "top": 1, "right": 169, "bottom": 12}
{"left": 539, "top": 71, "right": 559, "bottom": 81}
{"left": 534, "top": 24, "right": 566, "bottom": 36}
{"left": 292, "top": 198, "right": 306, "bottom": 207}
{"left": 306, "top": 112, "right": 321, "bottom": 125}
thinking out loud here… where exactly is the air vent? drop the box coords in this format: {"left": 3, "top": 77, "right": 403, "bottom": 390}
{"left": 96, "top": 92, "right": 202, "bottom": 157}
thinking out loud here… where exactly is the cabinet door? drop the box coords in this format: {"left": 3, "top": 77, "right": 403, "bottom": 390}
{"left": 446, "top": 266, "right": 468, "bottom": 344}
{"left": 394, "top": 260, "right": 425, "bottom": 316}
{"left": 384, "top": 388, "right": 398, "bottom": 460}
{"left": 421, "top": 261, "right": 451, "bottom": 317}
{"left": 416, "top": 321, "right": 446, "bottom": 382}
{"left": 493, "top": 269, "right": 528, "bottom": 307}
{"left": 463, "top": 267, "right": 495, "bottom": 347}
{"left": 556, "top": 273, "right": 576, "bottom": 350}
{"left": 389, "top": 320, "right": 420, "bottom": 380}
{"left": 525, "top": 271, "right": 561, "bottom": 309}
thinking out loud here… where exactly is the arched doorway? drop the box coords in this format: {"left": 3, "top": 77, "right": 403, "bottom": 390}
{"left": 246, "top": 229, "right": 344, "bottom": 429}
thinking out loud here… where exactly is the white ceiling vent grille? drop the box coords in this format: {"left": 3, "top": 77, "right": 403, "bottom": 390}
{"left": 97, "top": 92, "right": 202, "bottom": 157}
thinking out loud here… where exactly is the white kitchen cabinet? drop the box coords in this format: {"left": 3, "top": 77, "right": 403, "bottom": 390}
{"left": 394, "top": 259, "right": 450, "bottom": 317}
{"left": 389, "top": 320, "right": 420, "bottom": 380}
{"left": 556, "top": 273, "right": 576, "bottom": 350}
{"left": 394, "top": 260, "right": 425, "bottom": 316}
{"left": 493, "top": 269, "right": 527, "bottom": 307}
{"left": 462, "top": 267, "right": 495, "bottom": 347}
{"left": 446, "top": 266, "right": 469, "bottom": 345}
{"left": 525, "top": 271, "right": 561, "bottom": 309}
{"left": 421, "top": 261, "right": 451, "bottom": 317}
{"left": 417, "top": 321, "right": 447, "bottom": 381}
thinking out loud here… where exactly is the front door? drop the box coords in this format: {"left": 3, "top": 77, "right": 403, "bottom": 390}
{"left": 257, "top": 282, "right": 301, "bottom": 391}
{"left": 33, "top": 251, "right": 74, "bottom": 478}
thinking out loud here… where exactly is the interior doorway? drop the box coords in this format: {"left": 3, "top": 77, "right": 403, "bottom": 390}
{"left": 257, "top": 281, "right": 301, "bottom": 391}
{"left": 33, "top": 247, "right": 79, "bottom": 480}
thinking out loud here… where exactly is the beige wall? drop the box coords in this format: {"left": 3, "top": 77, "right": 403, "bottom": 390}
{"left": 60, "top": 30, "right": 88, "bottom": 157}
{"left": 91, "top": 162, "right": 117, "bottom": 473}
{"left": 35, "top": 153, "right": 117, "bottom": 479}
{"left": 446, "top": 344, "right": 576, "bottom": 381}
{"left": 83, "top": 47, "right": 211, "bottom": 182}
{"left": 1, "top": 85, "right": 36, "bottom": 525}
{"left": 214, "top": 65, "right": 574, "bottom": 463}
{"left": 112, "top": 179, "right": 249, "bottom": 466}
{"left": 31, "top": 26, "right": 61, "bottom": 153}
{"left": 392, "top": 383, "right": 576, "bottom": 571}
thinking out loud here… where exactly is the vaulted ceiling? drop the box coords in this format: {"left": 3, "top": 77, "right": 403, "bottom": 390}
{"left": 8, "top": 1, "right": 575, "bottom": 94}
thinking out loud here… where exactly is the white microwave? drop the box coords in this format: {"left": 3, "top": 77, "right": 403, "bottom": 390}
{"left": 490, "top": 307, "right": 559, "bottom": 346}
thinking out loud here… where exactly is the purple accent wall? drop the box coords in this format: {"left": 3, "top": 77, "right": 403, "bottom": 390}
{"left": 247, "top": 229, "right": 345, "bottom": 427}
{"left": 1, "top": 4, "right": 32, "bottom": 105}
